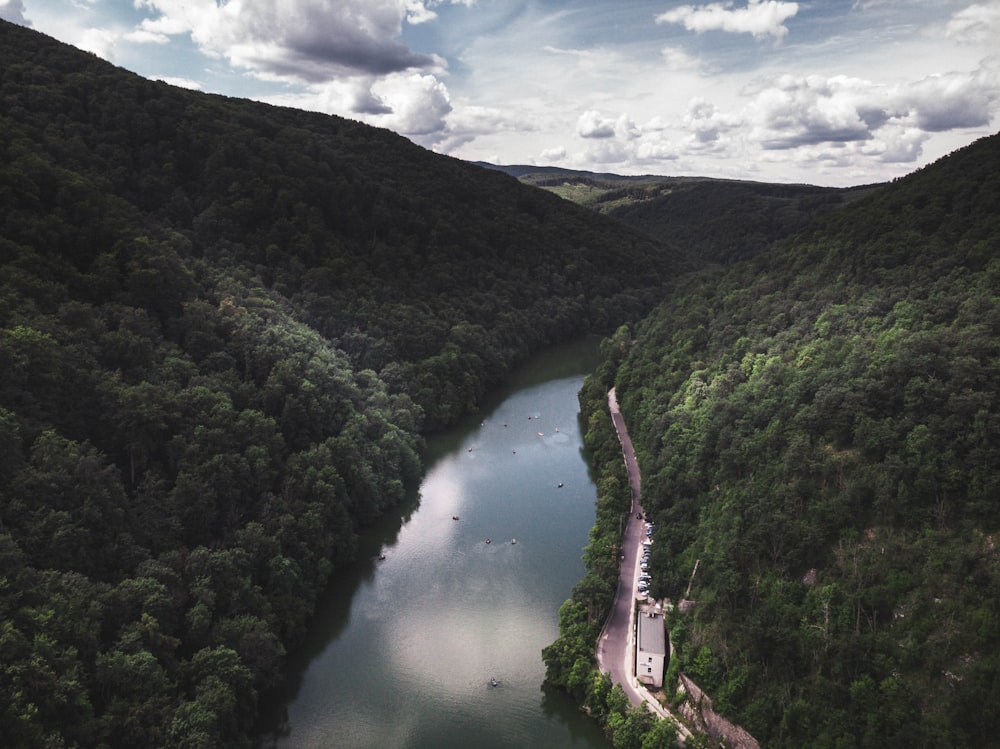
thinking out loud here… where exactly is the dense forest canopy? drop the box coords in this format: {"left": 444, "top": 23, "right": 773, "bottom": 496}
{"left": 0, "top": 20, "right": 689, "bottom": 429}
{"left": 610, "top": 132, "right": 1000, "bottom": 747}
{"left": 0, "top": 19, "right": 693, "bottom": 748}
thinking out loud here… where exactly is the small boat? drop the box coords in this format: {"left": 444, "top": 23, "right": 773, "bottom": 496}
{"left": 485, "top": 538, "right": 492, "bottom": 544}
{"left": 511, "top": 538, "right": 516, "bottom": 545}
{"left": 558, "top": 482, "right": 564, "bottom": 488}
{"left": 452, "top": 515, "right": 460, "bottom": 520}
{"left": 490, "top": 677, "right": 498, "bottom": 687}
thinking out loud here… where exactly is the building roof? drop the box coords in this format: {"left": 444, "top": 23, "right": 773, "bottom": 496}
{"left": 637, "top": 609, "right": 666, "bottom": 656}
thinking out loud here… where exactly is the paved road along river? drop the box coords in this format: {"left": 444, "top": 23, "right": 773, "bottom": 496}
{"left": 597, "top": 388, "right": 691, "bottom": 739}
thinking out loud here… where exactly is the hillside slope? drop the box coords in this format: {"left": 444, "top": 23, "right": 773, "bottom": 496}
{"left": 613, "top": 133, "right": 1000, "bottom": 747}
{"left": 0, "top": 19, "right": 688, "bottom": 748}
{"left": 0, "top": 19, "right": 688, "bottom": 429}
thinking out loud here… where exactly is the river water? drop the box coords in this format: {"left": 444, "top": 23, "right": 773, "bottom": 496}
{"left": 259, "top": 340, "right": 610, "bottom": 748}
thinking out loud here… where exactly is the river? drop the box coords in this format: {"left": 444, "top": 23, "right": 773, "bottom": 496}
{"left": 258, "top": 340, "right": 610, "bottom": 748}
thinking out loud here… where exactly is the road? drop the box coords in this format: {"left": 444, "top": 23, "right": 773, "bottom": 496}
{"left": 596, "top": 388, "right": 692, "bottom": 739}
{"left": 595, "top": 388, "right": 645, "bottom": 704}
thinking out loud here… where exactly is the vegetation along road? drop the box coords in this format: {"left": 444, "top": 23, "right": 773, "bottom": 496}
{"left": 597, "top": 389, "right": 690, "bottom": 739}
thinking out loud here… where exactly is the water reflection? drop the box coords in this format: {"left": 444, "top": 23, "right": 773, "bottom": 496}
{"left": 260, "top": 341, "right": 609, "bottom": 748}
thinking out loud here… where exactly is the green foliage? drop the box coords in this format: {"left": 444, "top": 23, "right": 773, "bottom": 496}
{"left": 614, "top": 132, "right": 1000, "bottom": 746}
{"left": 0, "top": 20, "right": 684, "bottom": 430}
{"left": 0, "top": 18, "right": 688, "bottom": 747}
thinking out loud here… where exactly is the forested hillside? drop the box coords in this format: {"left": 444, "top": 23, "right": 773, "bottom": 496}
{"left": 0, "top": 19, "right": 688, "bottom": 747}
{"left": 612, "top": 133, "right": 1000, "bottom": 747}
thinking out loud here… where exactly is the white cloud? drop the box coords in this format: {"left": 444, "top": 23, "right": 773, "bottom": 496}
{"left": 745, "top": 74, "right": 881, "bottom": 150}
{"left": 347, "top": 80, "right": 396, "bottom": 115}
{"left": 577, "top": 110, "right": 617, "bottom": 138}
{"left": 684, "top": 97, "right": 743, "bottom": 144}
{"left": 901, "top": 66, "right": 1000, "bottom": 132}
{"left": 405, "top": 0, "right": 478, "bottom": 21}
{"left": 736, "top": 61, "right": 1000, "bottom": 160}
{"left": 635, "top": 138, "right": 681, "bottom": 162}
{"left": 154, "top": 75, "right": 203, "bottom": 90}
{"left": 656, "top": 0, "right": 799, "bottom": 41}
{"left": 539, "top": 146, "right": 567, "bottom": 162}
{"left": 134, "top": 0, "right": 444, "bottom": 83}
{"left": 661, "top": 45, "right": 700, "bottom": 70}
{"left": 125, "top": 28, "right": 170, "bottom": 45}
{"left": 367, "top": 72, "right": 453, "bottom": 136}
{"left": 616, "top": 113, "right": 642, "bottom": 140}
{"left": 584, "top": 138, "right": 631, "bottom": 164}
{"left": 403, "top": 0, "right": 437, "bottom": 24}
{"left": 77, "top": 27, "right": 118, "bottom": 60}
{"left": 944, "top": 3, "right": 1000, "bottom": 44}
{"left": 0, "top": 0, "right": 27, "bottom": 25}
{"left": 858, "top": 123, "right": 926, "bottom": 163}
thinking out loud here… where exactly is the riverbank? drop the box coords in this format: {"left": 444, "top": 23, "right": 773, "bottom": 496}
{"left": 600, "top": 389, "right": 692, "bottom": 741}
{"left": 261, "top": 345, "right": 610, "bottom": 748}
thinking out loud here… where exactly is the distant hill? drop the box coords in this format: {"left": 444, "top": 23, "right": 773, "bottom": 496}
{"left": 485, "top": 163, "right": 880, "bottom": 264}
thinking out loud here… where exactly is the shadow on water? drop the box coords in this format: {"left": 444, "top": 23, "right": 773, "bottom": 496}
{"left": 256, "top": 485, "right": 422, "bottom": 735}
{"left": 540, "top": 682, "right": 609, "bottom": 745}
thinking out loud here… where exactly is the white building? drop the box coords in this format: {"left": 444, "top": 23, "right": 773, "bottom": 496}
{"left": 636, "top": 607, "right": 666, "bottom": 688}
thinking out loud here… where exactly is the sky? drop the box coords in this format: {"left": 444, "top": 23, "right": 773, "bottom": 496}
{"left": 3, "top": 0, "right": 1000, "bottom": 186}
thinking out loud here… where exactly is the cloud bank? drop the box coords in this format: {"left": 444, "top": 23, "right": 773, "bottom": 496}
{"left": 134, "top": 0, "right": 444, "bottom": 82}
{"left": 13, "top": 0, "right": 1000, "bottom": 186}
